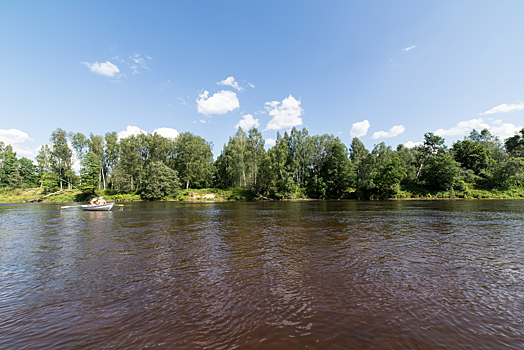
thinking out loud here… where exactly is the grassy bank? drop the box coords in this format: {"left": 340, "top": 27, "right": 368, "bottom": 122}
{"left": 0, "top": 187, "right": 254, "bottom": 203}
{"left": 395, "top": 184, "right": 524, "bottom": 200}
{"left": 1, "top": 185, "right": 523, "bottom": 204}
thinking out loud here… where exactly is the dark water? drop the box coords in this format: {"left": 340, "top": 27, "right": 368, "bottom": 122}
{"left": 1, "top": 200, "right": 524, "bottom": 349}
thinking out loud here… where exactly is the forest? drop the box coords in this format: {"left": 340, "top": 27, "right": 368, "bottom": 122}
{"left": 1, "top": 126, "right": 524, "bottom": 200}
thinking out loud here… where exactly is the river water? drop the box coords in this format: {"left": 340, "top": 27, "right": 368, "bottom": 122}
{"left": 1, "top": 200, "right": 524, "bottom": 349}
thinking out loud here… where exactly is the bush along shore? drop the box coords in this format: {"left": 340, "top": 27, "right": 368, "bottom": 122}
{"left": 1, "top": 185, "right": 523, "bottom": 204}
{"left": 0, "top": 126, "right": 523, "bottom": 201}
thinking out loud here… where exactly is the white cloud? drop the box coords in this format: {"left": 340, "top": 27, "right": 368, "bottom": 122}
{"left": 196, "top": 90, "right": 240, "bottom": 115}
{"left": 13, "top": 145, "right": 40, "bottom": 158}
{"left": 217, "top": 76, "right": 244, "bottom": 91}
{"left": 82, "top": 61, "right": 120, "bottom": 77}
{"left": 433, "top": 118, "right": 522, "bottom": 140}
{"left": 404, "top": 141, "right": 422, "bottom": 148}
{"left": 118, "top": 126, "right": 179, "bottom": 140}
{"left": 111, "top": 55, "right": 125, "bottom": 63}
{"left": 265, "top": 138, "right": 276, "bottom": 146}
{"left": 154, "top": 127, "right": 179, "bottom": 139}
{"left": 435, "top": 118, "right": 490, "bottom": 136}
{"left": 350, "top": 120, "right": 370, "bottom": 137}
{"left": 480, "top": 102, "right": 524, "bottom": 115}
{"left": 248, "top": 82, "right": 255, "bottom": 88}
{"left": 235, "top": 114, "right": 260, "bottom": 130}
{"left": 131, "top": 55, "right": 144, "bottom": 65}
{"left": 0, "top": 128, "right": 32, "bottom": 145}
{"left": 117, "top": 126, "right": 146, "bottom": 140}
{"left": 264, "top": 95, "right": 304, "bottom": 131}
{"left": 404, "top": 45, "right": 416, "bottom": 51}
{"left": 372, "top": 125, "right": 405, "bottom": 139}
{"left": 199, "top": 120, "right": 207, "bottom": 124}
{"left": 0, "top": 128, "right": 38, "bottom": 159}
{"left": 490, "top": 123, "right": 522, "bottom": 140}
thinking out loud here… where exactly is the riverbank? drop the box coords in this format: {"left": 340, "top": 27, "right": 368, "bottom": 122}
{"left": 0, "top": 187, "right": 255, "bottom": 204}
{"left": 1, "top": 185, "right": 523, "bottom": 204}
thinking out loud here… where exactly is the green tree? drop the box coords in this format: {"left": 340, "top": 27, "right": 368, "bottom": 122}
{"left": 0, "top": 142, "right": 17, "bottom": 187}
{"left": 88, "top": 133, "right": 106, "bottom": 190}
{"left": 395, "top": 144, "right": 418, "bottom": 184}
{"left": 50, "top": 128, "right": 73, "bottom": 190}
{"left": 256, "top": 132, "right": 294, "bottom": 199}
{"left": 505, "top": 128, "right": 524, "bottom": 157}
{"left": 18, "top": 157, "right": 39, "bottom": 187}
{"left": 248, "top": 127, "right": 265, "bottom": 187}
{"left": 420, "top": 150, "right": 463, "bottom": 191}
{"left": 413, "top": 132, "right": 446, "bottom": 179}
{"left": 80, "top": 152, "right": 100, "bottom": 194}
{"left": 373, "top": 157, "right": 406, "bottom": 198}
{"left": 451, "top": 139, "right": 493, "bottom": 176}
{"left": 141, "top": 161, "right": 181, "bottom": 200}
{"left": 174, "top": 132, "right": 213, "bottom": 189}
{"left": 491, "top": 157, "right": 524, "bottom": 189}
{"left": 105, "top": 131, "right": 119, "bottom": 189}
{"left": 118, "top": 135, "right": 143, "bottom": 191}
{"left": 36, "top": 145, "right": 56, "bottom": 190}
{"left": 320, "top": 138, "right": 351, "bottom": 198}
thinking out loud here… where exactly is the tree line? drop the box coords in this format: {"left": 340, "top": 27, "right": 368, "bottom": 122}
{"left": 1, "top": 126, "right": 523, "bottom": 199}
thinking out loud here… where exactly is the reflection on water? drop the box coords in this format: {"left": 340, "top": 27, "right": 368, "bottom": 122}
{"left": 1, "top": 200, "right": 524, "bottom": 349}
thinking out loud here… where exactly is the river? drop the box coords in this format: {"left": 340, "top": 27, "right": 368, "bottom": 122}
{"left": 1, "top": 200, "right": 524, "bottom": 349}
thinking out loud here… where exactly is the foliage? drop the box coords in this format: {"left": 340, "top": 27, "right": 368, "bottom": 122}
{"left": 420, "top": 150, "right": 462, "bottom": 191}
{"left": 174, "top": 132, "right": 214, "bottom": 189}
{"left": 505, "top": 128, "right": 524, "bottom": 157}
{"left": 2, "top": 125, "right": 523, "bottom": 202}
{"left": 491, "top": 157, "right": 524, "bottom": 190}
{"left": 141, "top": 161, "right": 181, "bottom": 200}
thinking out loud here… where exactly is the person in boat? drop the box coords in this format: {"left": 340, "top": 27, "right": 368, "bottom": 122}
{"left": 97, "top": 197, "right": 107, "bottom": 205}
{"left": 89, "top": 197, "right": 98, "bottom": 206}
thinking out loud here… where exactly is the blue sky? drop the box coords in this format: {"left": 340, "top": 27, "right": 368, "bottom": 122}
{"left": 1, "top": 1, "right": 523, "bottom": 161}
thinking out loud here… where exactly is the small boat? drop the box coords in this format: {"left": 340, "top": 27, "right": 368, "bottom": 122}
{"left": 81, "top": 202, "right": 115, "bottom": 211}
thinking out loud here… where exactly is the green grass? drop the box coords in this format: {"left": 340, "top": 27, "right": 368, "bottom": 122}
{"left": 395, "top": 183, "right": 524, "bottom": 200}
{"left": 1, "top": 185, "right": 523, "bottom": 203}
{"left": 169, "top": 188, "right": 254, "bottom": 201}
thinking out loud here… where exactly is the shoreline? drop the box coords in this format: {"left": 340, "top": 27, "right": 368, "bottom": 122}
{"left": 1, "top": 187, "right": 523, "bottom": 204}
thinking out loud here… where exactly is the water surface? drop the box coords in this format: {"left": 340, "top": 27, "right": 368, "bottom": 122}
{"left": 1, "top": 200, "right": 524, "bottom": 349}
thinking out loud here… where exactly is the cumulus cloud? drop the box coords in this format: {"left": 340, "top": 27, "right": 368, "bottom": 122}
{"left": 154, "top": 127, "right": 179, "bottom": 139}
{"left": 118, "top": 126, "right": 179, "bottom": 140}
{"left": 117, "top": 126, "right": 146, "bottom": 139}
{"left": 12, "top": 145, "right": 40, "bottom": 158}
{"left": 0, "top": 128, "right": 32, "bottom": 145}
{"left": 197, "top": 90, "right": 240, "bottom": 115}
{"left": 434, "top": 118, "right": 490, "bottom": 136}
{"left": 372, "top": 125, "right": 405, "bottom": 139}
{"left": 217, "top": 76, "right": 243, "bottom": 91}
{"left": 350, "top": 120, "right": 370, "bottom": 137}
{"left": 404, "top": 141, "right": 423, "bottom": 148}
{"left": 480, "top": 102, "right": 524, "bottom": 115}
{"left": 264, "top": 95, "right": 304, "bottom": 131}
{"left": 248, "top": 82, "right": 255, "bottom": 88}
{"left": 404, "top": 45, "right": 416, "bottom": 51}
{"left": 235, "top": 114, "right": 260, "bottom": 130}
{"left": 265, "top": 138, "right": 276, "bottom": 146}
{"left": 0, "top": 128, "right": 38, "bottom": 158}
{"left": 490, "top": 123, "right": 523, "bottom": 140}
{"left": 82, "top": 61, "right": 120, "bottom": 77}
